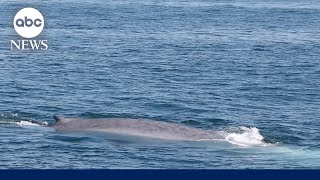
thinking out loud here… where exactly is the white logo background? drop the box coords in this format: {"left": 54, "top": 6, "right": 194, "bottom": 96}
{"left": 13, "top": 7, "right": 44, "bottom": 38}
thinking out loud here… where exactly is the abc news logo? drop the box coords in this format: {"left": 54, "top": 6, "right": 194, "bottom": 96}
{"left": 10, "top": 7, "right": 48, "bottom": 50}
{"left": 16, "top": 16, "right": 43, "bottom": 28}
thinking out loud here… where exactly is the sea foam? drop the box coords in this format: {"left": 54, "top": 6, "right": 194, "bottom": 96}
{"left": 225, "top": 126, "right": 268, "bottom": 147}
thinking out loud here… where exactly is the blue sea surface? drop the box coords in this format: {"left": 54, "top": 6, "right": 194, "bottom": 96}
{"left": 0, "top": 0, "right": 320, "bottom": 168}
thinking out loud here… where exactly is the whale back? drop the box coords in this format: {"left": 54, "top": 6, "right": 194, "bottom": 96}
{"left": 52, "top": 115, "right": 223, "bottom": 141}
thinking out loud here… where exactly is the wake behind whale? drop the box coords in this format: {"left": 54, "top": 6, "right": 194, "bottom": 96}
{"left": 53, "top": 115, "right": 266, "bottom": 146}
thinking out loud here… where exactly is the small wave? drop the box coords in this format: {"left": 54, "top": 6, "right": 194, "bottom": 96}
{"left": 225, "top": 126, "right": 269, "bottom": 147}
{"left": 0, "top": 111, "right": 19, "bottom": 118}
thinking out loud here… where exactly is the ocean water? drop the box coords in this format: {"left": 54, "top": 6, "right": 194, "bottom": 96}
{"left": 0, "top": 0, "right": 320, "bottom": 168}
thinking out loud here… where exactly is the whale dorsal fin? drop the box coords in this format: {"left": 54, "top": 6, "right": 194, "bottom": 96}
{"left": 53, "top": 115, "right": 64, "bottom": 123}
{"left": 53, "top": 115, "right": 75, "bottom": 124}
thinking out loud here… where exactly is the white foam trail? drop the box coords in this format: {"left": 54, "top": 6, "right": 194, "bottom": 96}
{"left": 16, "top": 121, "right": 42, "bottom": 126}
{"left": 225, "top": 126, "right": 268, "bottom": 147}
{"left": 0, "top": 120, "right": 48, "bottom": 127}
